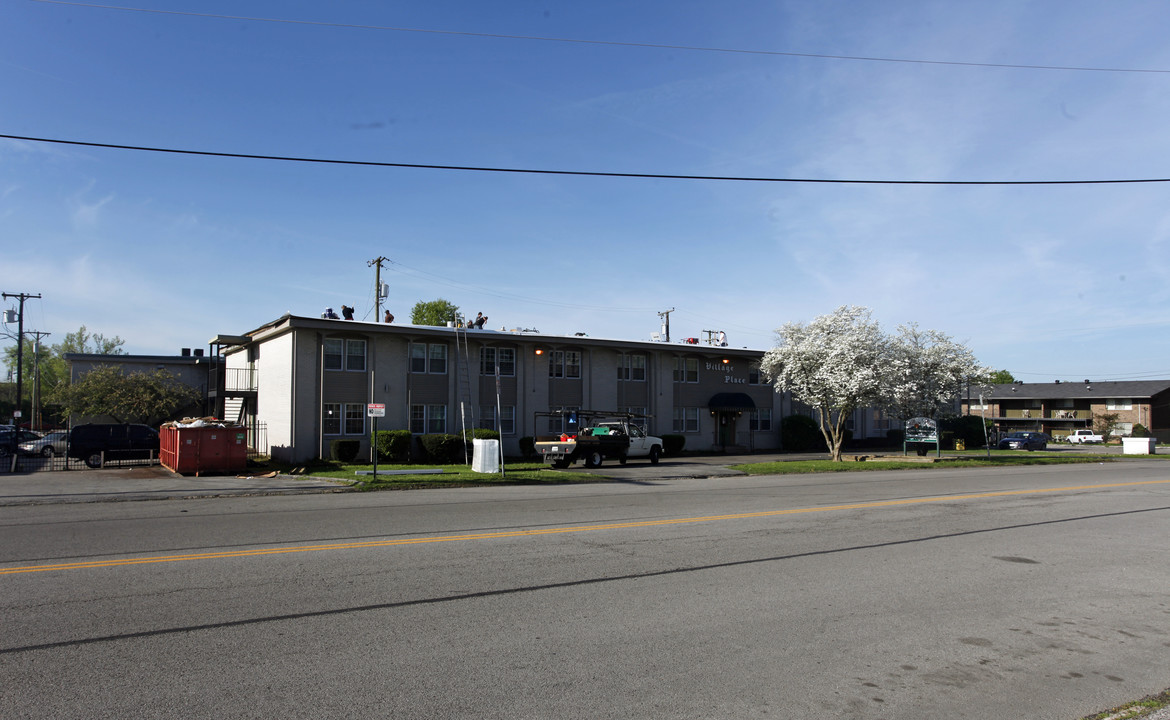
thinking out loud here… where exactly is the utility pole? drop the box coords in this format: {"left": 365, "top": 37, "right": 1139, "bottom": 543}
{"left": 26, "top": 331, "right": 51, "bottom": 430}
{"left": 2, "top": 291, "right": 42, "bottom": 425}
{"left": 657, "top": 308, "right": 674, "bottom": 343}
{"left": 368, "top": 256, "right": 388, "bottom": 321}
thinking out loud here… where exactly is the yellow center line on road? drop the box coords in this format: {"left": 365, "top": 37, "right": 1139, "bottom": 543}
{"left": 3, "top": 478, "right": 1168, "bottom": 576}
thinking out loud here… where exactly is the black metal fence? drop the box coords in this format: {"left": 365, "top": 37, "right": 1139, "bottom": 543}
{"left": 0, "top": 422, "right": 267, "bottom": 474}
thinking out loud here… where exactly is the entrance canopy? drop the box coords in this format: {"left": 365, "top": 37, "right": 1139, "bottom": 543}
{"left": 707, "top": 392, "right": 756, "bottom": 411}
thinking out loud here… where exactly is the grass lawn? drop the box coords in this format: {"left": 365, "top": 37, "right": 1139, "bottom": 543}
{"left": 283, "top": 461, "right": 592, "bottom": 489}
{"left": 731, "top": 450, "right": 1164, "bottom": 475}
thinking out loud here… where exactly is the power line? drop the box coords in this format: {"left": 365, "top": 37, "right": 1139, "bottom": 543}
{"left": 5, "top": 134, "right": 1170, "bottom": 186}
{"left": 30, "top": 0, "right": 1170, "bottom": 75}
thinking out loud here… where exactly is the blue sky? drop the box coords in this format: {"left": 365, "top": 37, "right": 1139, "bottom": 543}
{"left": 3, "top": 0, "right": 1170, "bottom": 382}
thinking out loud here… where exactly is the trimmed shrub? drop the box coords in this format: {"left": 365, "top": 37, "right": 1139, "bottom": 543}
{"left": 661, "top": 434, "right": 686, "bottom": 456}
{"left": 1132, "top": 423, "right": 1150, "bottom": 437}
{"left": 781, "top": 414, "right": 826, "bottom": 452}
{"left": 419, "top": 433, "right": 464, "bottom": 464}
{"left": 373, "top": 429, "right": 412, "bottom": 462}
{"left": 461, "top": 428, "right": 500, "bottom": 442}
{"left": 329, "top": 439, "right": 360, "bottom": 463}
{"left": 518, "top": 436, "right": 536, "bottom": 460}
{"left": 886, "top": 428, "right": 905, "bottom": 446}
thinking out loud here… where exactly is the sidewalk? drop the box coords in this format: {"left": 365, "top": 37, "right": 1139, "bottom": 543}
{"left": 0, "top": 465, "right": 351, "bottom": 506}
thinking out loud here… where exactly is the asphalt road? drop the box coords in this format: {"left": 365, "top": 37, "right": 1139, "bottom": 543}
{"left": 2, "top": 459, "right": 1168, "bottom": 719}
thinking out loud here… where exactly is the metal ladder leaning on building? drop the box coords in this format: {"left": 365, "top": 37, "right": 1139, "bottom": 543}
{"left": 452, "top": 314, "right": 475, "bottom": 464}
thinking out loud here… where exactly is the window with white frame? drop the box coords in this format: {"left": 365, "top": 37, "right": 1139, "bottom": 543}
{"left": 621, "top": 407, "right": 647, "bottom": 430}
{"left": 324, "top": 338, "right": 365, "bottom": 371}
{"left": 673, "top": 357, "right": 698, "bottom": 383}
{"left": 547, "top": 406, "right": 580, "bottom": 434}
{"left": 410, "top": 343, "right": 427, "bottom": 373}
{"left": 324, "top": 402, "right": 365, "bottom": 435}
{"left": 410, "top": 404, "right": 447, "bottom": 433}
{"left": 1116, "top": 422, "right": 1134, "bottom": 436}
{"left": 480, "top": 347, "right": 516, "bottom": 376}
{"left": 618, "top": 353, "right": 646, "bottom": 381}
{"left": 1106, "top": 399, "right": 1133, "bottom": 411}
{"left": 673, "top": 407, "right": 699, "bottom": 433}
{"left": 750, "top": 408, "right": 772, "bottom": 432}
{"left": 428, "top": 343, "right": 447, "bottom": 374}
{"left": 410, "top": 343, "right": 447, "bottom": 374}
{"left": 346, "top": 339, "right": 366, "bottom": 372}
{"left": 549, "top": 350, "right": 582, "bottom": 379}
{"left": 479, "top": 405, "right": 516, "bottom": 435}
{"left": 323, "top": 403, "right": 341, "bottom": 435}
{"left": 345, "top": 404, "right": 365, "bottom": 435}
{"left": 324, "top": 339, "right": 343, "bottom": 371}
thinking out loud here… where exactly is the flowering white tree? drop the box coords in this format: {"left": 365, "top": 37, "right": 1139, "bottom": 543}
{"left": 761, "top": 307, "right": 989, "bottom": 461}
{"left": 760, "top": 306, "right": 888, "bottom": 461}
{"left": 884, "top": 323, "right": 990, "bottom": 422}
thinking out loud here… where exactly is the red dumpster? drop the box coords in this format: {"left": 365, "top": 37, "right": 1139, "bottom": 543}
{"left": 160, "top": 422, "right": 248, "bottom": 475}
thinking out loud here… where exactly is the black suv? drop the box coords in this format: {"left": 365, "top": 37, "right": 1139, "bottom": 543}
{"left": 68, "top": 423, "right": 160, "bottom": 468}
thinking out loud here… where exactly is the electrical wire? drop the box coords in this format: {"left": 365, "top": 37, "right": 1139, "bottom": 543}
{"left": 384, "top": 261, "right": 659, "bottom": 313}
{"left": 30, "top": 0, "right": 1170, "bottom": 75}
{"left": 4, "top": 134, "right": 1170, "bottom": 186}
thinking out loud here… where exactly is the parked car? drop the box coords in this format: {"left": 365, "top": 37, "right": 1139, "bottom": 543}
{"left": 997, "top": 431, "right": 1048, "bottom": 451}
{"left": 1, "top": 429, "right": 43, "bottom": 458}
{"left": 18, "top": 430, "right": 70, "bottom": 457}
{"left": 1066, "top": 429, "right": 1104, "bottom": 444}
{"left": 68, "top": 423, "right": 160, "bottom": 468}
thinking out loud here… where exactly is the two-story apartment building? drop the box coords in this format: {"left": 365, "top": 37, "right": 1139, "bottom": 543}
{"left": 215, "top": 314, "right": 784, "bottom": 463}
{"left": 960, "top": 380, "right": 1170, "bottom": 441}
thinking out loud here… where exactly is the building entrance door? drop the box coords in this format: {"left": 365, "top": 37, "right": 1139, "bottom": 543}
{"left": 717, "top": 411, "right": 737, "bottom": 449}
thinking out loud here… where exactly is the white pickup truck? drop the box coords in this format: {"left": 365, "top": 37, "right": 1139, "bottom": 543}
{"left": 534, "top": 413, "right": 663, "bottom": 468}
{"left": 1066, "top": 429, "right": 1103, "bottom": 444}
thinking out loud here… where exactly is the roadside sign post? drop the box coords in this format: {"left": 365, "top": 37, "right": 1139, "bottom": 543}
{"left": 367, "top": 403, "right": 386, "bottom": 477}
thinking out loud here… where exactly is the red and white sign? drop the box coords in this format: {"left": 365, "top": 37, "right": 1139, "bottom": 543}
{"left": 366, "top": 403, "right": 386, "bottom": 417}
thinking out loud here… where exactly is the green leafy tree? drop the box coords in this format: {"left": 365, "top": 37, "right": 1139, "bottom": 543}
{"left": 410, "top": 298, "right": 460, "bottom": 327}
{"left": 48, "top": 365, "right": 201, "bottom": 426}
{"left": 3, "top": 326, "right": 126, "bottom": 425}
{"left": 986, "top": 369, "right": 1016, "bottom": 384}
{"left": 1093, "top": 412, "right": 1121, "bottom": 442}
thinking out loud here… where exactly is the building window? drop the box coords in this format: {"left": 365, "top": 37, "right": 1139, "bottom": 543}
{"left": 324, "top": 338, "right": 365, "bottom": 371}
{"left": 480, "top": 347, "right": 516, "bottom": 376}
{"left": 345, "top": 404, "right": 365, "bottom": 435}
{"left": 549, "top": 350, "right": 582, "bottom": 379}
{"left": 323, "top": 403, "right": 341, "bottom": 435}
{"left": 749, "top": 366, "right": 762, "bottom": 385}
{"left": 410, "top": 404, "right": 447, "bottom": 434}
{"left": 750, "top": 408, "right": 772, "bottom": 432}
{"left": 618, "top": 353, "right": 646, "bottom": 381}
{"left": 673, "top": 357, "right": 698, "bottom": 383}
{"left": 324, "top": 402, "right": 365, "bottom": 435}
{"left": 346, "top": 339, "right": 366, "bottom": 372}
{"left": 1116, "top": 422, "right": 1134, "bottom": 436}
{"left": 1106, "top": 399, "right": 1133, "bottom": 411}
{"left": 548, "top": 406, "right": 580, "bottom": 434}
{"left": 621, "top": 407, "right": 647, "bottom": 430}
{"left": 411, "top": 343, "right": 447, "bottom": 374}
{"left": 323, "top": 339, "right": 343, "bottom": 370}
{"left": 429, "top": 343, "right": 447, "bottom": 374}
{"left": 410, "top": 343, "right": 427, "bottom": 373}
{"left": 673, "top": 407, "right": 699, "bottom": 433}
{"left": 480, "top": 405, "right": 516, "bottom": 435}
